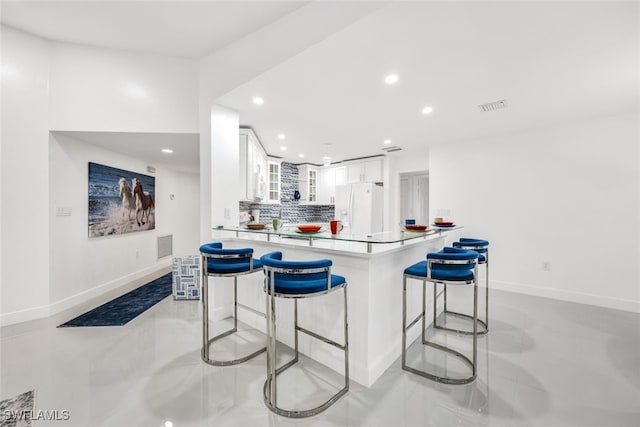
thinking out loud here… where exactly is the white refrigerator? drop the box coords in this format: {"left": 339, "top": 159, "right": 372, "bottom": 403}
{"left": 335, "top": 182, "right": 384, "bottom": 235}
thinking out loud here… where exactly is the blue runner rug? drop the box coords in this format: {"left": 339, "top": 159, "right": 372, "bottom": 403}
{"left": 59, "top": 273, "right": 172, "bottom": 327}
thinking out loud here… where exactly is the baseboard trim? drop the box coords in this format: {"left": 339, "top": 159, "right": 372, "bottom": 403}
{"left": 0, "top": 260, "right": 172, "bottom": 327}
{"left": 491, "top": 280, "right": 640, "bottom": 313}
{"left": 0, "top": 304, "right": 51, "bottom": 328}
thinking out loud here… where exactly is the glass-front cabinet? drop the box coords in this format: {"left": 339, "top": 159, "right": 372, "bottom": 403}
{"left": 308, "top": 168, "right": 317, "bottom": 202}
{"left": 239, "top": 128, "right": 280, "bottom": 203}
{"left": 298, "top": 165, "right": 318, "bottom": 204}
{"left": 267, "top": 161, "right": 281, "bottom": 203}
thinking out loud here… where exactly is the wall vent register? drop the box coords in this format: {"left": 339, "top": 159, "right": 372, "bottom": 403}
{"left": 478, "top": 99, "right": 507, "bottom": 112}
{"left": 157, "top": 235, "right": 173, "bottom": 259}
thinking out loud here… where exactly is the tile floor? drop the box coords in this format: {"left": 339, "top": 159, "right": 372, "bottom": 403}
{"left": 1, "top": 284, "right": 639, "bottom": 427}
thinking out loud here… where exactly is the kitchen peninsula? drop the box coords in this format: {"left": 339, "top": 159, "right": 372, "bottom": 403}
{"left": 211, "top": 225, "right": 461, "bottom": 387}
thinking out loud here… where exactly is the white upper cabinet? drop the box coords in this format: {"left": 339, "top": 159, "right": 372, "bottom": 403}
{"left": 239, "top": 128, "right": 268, "bottom": 202}
{"left": 266, "top": 160, "right": 281, "bottom": 203}
{"left": 298, "top": 165, "right": 318, "bottom": 204}
{"left": 334, "top": 166, "right": 347, "bottom": 186}
{"left": 318, "top": 167, "right": 336, "bottom": 204}
{"left": 343, "top": 158, "right": 383, "bottom": 184}
{"left": 363, "top": 159, "right": 383, "bottom": 182}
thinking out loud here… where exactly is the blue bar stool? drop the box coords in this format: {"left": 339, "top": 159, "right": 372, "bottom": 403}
{"left": 260, "top": 251, "right": 349, "bottom": 418}
{"left": 199, "top": 242, "right": 266, "bottom": 366}
{"left": 448, "top": 238, "right": 490, "bottom": 334}
{"left": 402, "top": 247, "right": 480, "bottom": 384}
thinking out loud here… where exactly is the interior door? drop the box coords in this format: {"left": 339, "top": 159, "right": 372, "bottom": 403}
{"left": 400, "top": 172, "right": 429, "bottom": 225}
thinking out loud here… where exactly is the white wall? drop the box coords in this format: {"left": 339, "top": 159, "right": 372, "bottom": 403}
{"left": 1, "top": 26, "right": 52, "bottom": 322}
{"left": 1, "top": 25, "right": 200, "bottom": 325}
{"left": 209, "top": 105, "right": 240, "bottom": 230}
{"left": 430, "top": 112, "right": 640, "bottom": 312}
{"left": 49, "top": 41, "right": 198, "bottom": 133}
{"left": 48, "top": 132, "right": 200, "bottom": 311}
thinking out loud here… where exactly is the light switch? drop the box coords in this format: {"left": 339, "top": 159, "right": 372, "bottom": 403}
{"left": 56, "top": 206, "right": 72, "bottom": 217}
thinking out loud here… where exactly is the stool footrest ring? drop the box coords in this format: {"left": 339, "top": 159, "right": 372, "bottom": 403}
{"left": 403, "top": 337, "right": 476, "bottom": 385}
{"left": 263, "top": 357, "right": 349, "bottom": 418}
{"left": 202, "top": 325, "right": 266, "bottom": 366}
{"left": 434, "top": 310, "right": 488, "bottom": 336}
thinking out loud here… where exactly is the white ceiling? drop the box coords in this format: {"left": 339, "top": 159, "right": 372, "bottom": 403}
{"left": 217, "top": 1, "right": 639, "bottom": 164}
{"left": 3, "top": 1, "right": 639, "bottom": 168}
{"left": 0, "top": 1, "right": 306, "bottom": 58}
{"left": 53, "top": 131, "right": 200, "bottom": 174}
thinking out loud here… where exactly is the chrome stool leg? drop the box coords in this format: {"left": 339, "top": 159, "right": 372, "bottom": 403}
{"left": 448, "top": 242, "right": 490, "bottom": 334}
{"left": 402, "top": 263, "right": 479, "bottom": 384}
{"left": 436, "top": 274, "right": 488, "bottom": 335}
{"left": 263, "top": 283, "right": 349, "bottom": 418}
{"left": 201, "top": 263, "right": 266, "bottom": 367}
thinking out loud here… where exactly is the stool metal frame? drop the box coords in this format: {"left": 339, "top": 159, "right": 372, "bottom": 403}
{"left": 402, "top": 257, "right": 479, "bottom": 384}
{"left": 201, "top": 251, "right": 266, "bottom": 366}
{"left": 441, "top": 244, "right": 489, "bottom": 335}
{"left": 263, "top": 264, "right": 349, "bottom": 418}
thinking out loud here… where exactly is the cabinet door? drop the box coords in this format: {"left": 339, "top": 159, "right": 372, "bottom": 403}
{"left": 256, "top": 153, "right": 267, "bottom": 201}
{"left": 318, "top": 167, "right": 336, "bottom": 204}
{"left": 364, "top": 160, "right": 382, "bottom": 182}
{"left": 239, "top": 134, "right": 248, "bottom": 200}
{"left": 334, "top": 167, "right": 347, "bottom": 186}
{"left": 246, "top": 138, "right": 256, "bottom": 201}
{"left": 267, "top": 160, "right": 281, "bottom": 203}
{"left": 347, "top": 164, "right": 365, "bottom": 183}
{"left": 297, "top": 166, "right": 318, "bottom": 204}
{"left": 307, "top": 168, "right": 318, "bottom": 203}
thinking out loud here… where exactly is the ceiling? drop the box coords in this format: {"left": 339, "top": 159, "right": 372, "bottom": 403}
{"left": 0, "top": 1, "right": 306, "bottom": 58}
{"left": 217, "top": 1, "right": 639, "bottom": 164}
{"left": 53, "top": 131, "right": 200, "bottom": 174}
{"left": 3, "top": 1, "right": 639, "bottom": 168}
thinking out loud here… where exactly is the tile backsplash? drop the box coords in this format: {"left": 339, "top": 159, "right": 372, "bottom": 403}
{"left": 240, "top": 162, "right": 335, "bottom": 224}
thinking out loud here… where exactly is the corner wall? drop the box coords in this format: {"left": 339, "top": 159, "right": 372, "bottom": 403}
{"left": 429, "top": 112, "right": 640, "bottom": 312}
{"left": 48, "top": 132, "right": 200, "bottom": 313}
{"left": 1, "top": 26, "right": 52, "bottom": 323}
{"left": 1, "top": 25, "right": 200, "bottom": 325}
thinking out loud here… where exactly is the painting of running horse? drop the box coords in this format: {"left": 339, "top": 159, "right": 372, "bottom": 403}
{"left": 88, "top": 162, "right": 155, "bottom": 237}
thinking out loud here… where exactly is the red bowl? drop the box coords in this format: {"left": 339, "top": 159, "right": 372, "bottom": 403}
{"left": 298, "top": 224, "right": 321, "bottom": 233}
{"left": 434, "top": 221, "right": 454, "bottom": 226}
{"left": 405, "top": 224, "right": 428, "bottom": 231}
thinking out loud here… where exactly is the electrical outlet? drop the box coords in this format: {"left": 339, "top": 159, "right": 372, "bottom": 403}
{"left": 224, "top": 208, "right": 230, "bottom": 219}
{"left": 136, "top": 251, "right": 140, "bottom": 259}
{"left": 543, "top": 261, "right": 551, "bottom": 271}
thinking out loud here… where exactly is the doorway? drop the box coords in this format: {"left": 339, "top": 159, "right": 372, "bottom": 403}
{"left": 400, "top": 172, "right": 429, "bottom": 225}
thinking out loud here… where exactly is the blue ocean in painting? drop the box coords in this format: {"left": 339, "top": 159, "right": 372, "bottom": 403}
{"left": 88, "top": 163, "right": 155, "bottom": 236}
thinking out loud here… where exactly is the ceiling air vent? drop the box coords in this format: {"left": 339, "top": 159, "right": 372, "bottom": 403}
{"left": 382, "top": 146, "right": 402, "bottom": 153}
{"left": 479, "top": 99, "right": 507, "bottom": 112}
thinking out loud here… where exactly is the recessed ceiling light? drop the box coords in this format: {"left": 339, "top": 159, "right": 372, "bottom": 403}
{"left": 277, "top": 133, "right": 286, "bottom": 140}
{"left": 384, "top": 74, "right": 399, "bottom": 85}
{"left": 161, "top": 148, "right": 173, "bottom": 154}
{"left": 252, "top": 96, "right": 264, "bottom": 105}
{"left": 384, "top": 139, "right": 392, "bottom": 145}
{"left": 421, "top": 106, "right": 434, "bottom": 115}
{"left": 298, "top": 154, "right": 305, "bottom": 158}
{"left": 280, "top": 146, "right": 287, "bottom": 151}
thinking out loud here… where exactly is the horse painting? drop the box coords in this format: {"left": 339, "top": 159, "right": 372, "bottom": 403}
{"left": 133, "top": 178, "right": 155, "bottom": 227}
{"left": 118, "top": 177, "right": 136, "bottom": 221}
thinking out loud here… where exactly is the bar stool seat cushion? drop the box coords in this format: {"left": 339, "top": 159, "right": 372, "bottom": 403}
{"left": 206, "top": 258, "right": 263, "bottom": 274}
{"left": 404, "top": 261, "right": 475, "bottom": 282}
{"left": 261, "top": 251, "right": 346, "bottom": 294}
{"left": 269, "top": 274, "right": 346, "bottom": 294}
{"left": 453, "top": 238, "right": 489, "bottom": 253}
{"left": 200, "top": 243, "right": 262, "bottom": 274}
